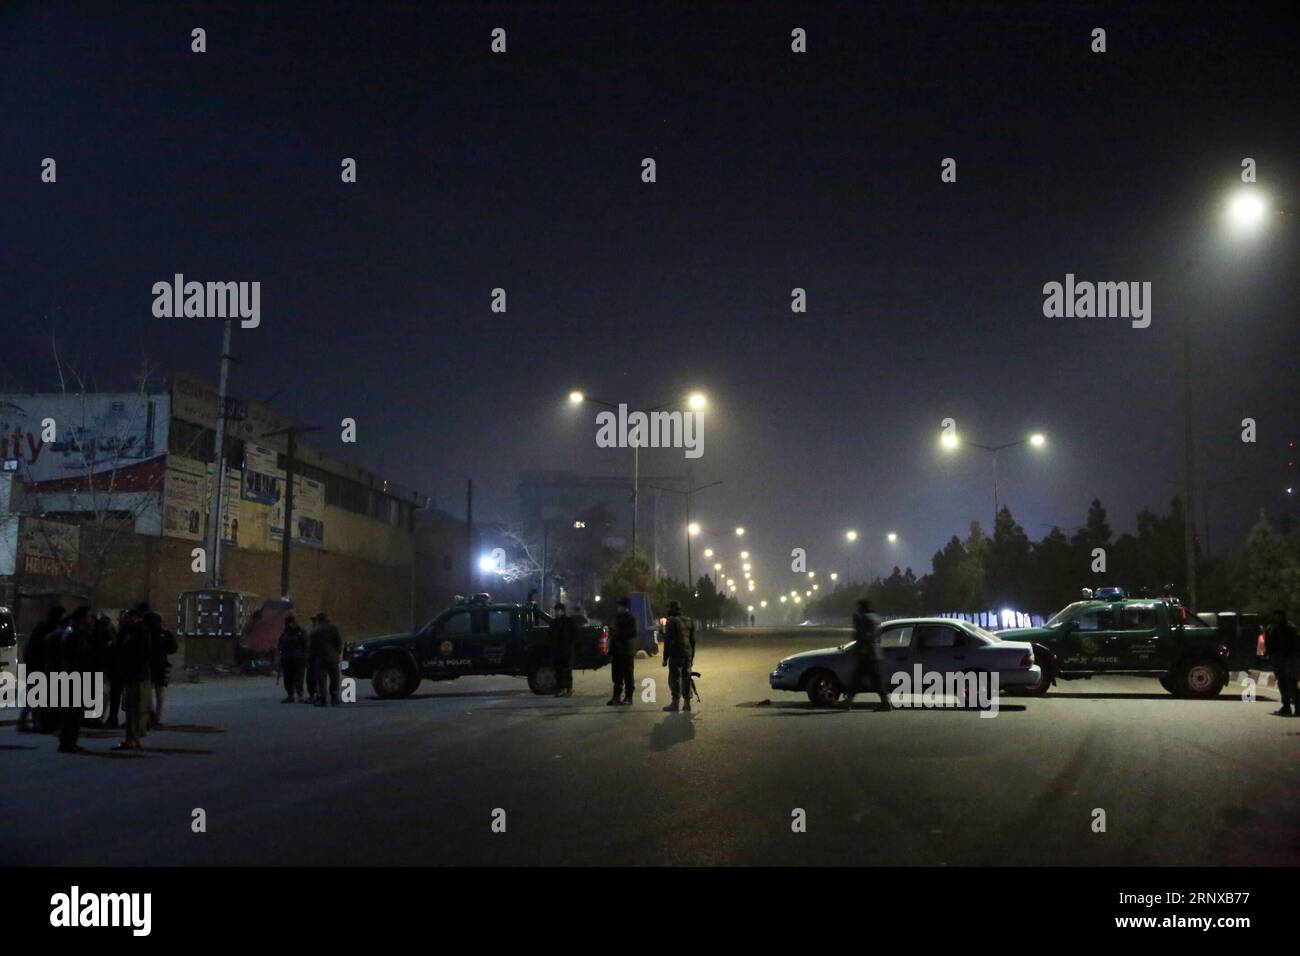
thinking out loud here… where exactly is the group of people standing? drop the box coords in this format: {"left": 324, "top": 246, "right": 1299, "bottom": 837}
{"left": 17, "top": 601, "right": 178, "bottom": 752}
{"left": 547, "top": 596, "right": 698, "bottom": 711}
{"left": 275, "top": 611, "right": 344, "bottom": 706}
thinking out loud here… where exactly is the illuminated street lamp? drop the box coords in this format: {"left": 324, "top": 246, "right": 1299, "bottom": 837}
{"left": 703, "top": 548, "right": 713, "bottom": 559}
{"left": 780, "top": 596, "right": 787, "bottom": 603}
{"left": 740, "top": 550, "right": 749, "bottom": 560}
{"left": 687, "top": 522, "right": 700, "bottom": 536}
{"left": 830, "top": 572, "right": 838, "bottom": 581}
{"left": 742, "top": 563, "right": 751, "bottom": 572}
{"left": 845, "top": 529, "right": 858, "bottom": 542}
{"left": 887, "top": 532, "right": 898, "bottom": 544}
{"left": 735, "top": 527, "right": 746, "bottom": 537}
{"left": 567, "top": 388, "right": 708, "bottom": 555}
{"left": 941, "top": 428, "right": 1049, "bottom": 527}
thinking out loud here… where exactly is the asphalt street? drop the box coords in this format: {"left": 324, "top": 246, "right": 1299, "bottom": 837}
{"left": 3, "top": 629, "right": 1297, "bottom": 866}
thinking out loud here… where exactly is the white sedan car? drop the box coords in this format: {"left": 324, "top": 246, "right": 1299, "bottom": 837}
{"left": 769, "top": 617, "right": 1040, "bottom": 706}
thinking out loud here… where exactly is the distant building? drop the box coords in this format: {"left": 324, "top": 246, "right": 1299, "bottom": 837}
{"left": 0, "top": 378, "right": 443, "bottom": 642}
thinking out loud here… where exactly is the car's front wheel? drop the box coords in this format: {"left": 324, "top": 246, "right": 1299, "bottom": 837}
{"left": 805, "top": 670, "right": 842, "bottom": 707}
{"left": 1180, "top": 659, "right": 1226, "bottom": 699}
{"left": 372, "top": 660, "right": 417, "bottom": 699}
{"left": 527, "top": 664, "right": 558, "bottom": 695}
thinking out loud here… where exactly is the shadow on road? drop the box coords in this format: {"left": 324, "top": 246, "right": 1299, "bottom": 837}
{"left": 1047, "top": 692, "right": 1242, "bottom": 701}
{"left": 366, "top": 688, "right": 533, "bottom": 703}
{"left": 649, "top": 713, "right": 696, "bottom": 751}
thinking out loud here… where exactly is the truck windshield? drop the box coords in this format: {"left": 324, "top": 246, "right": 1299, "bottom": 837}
{"left": 1044, "top": 603, "right": 1084, "bottom": 627}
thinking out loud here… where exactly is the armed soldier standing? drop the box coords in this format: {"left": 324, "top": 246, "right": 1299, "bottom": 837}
{"left": 661, "top": 600, "right": 695, "bottom": 712}
{"left": 608, "top": 596, "right": 637, "bottom": 706}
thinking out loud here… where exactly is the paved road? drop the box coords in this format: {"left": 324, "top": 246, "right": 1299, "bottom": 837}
{"left": 3, "top": 629, "right": 1297, "bottom": 866}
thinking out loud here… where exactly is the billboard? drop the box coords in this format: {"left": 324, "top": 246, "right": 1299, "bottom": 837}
{"left": 270, "top": 475, "right": 325, "bottom": 548}
{"left": 0, "top": 393, "right": 169, "bottom": 494}
{"left": 162, "top": 456, "right": 206, "bottom": 541}
{"left": 18, "top": 518, "right": 80, "bottom": 580}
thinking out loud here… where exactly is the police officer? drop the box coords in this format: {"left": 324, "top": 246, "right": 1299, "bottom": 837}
{"left": 608, "top": 596, "right": 637, "bottom": 706}
{"left": 276, "top": 614, "right": 308, "bottom": 703}
{"left": 1265, "top": 608, "right": 1298, "bottom": 717}
{"left": 661, "top": 600, "right": 695, "bottom": 712}
{"left": 143, "top": 610, "right": 178, "bottom": 728}
{"left": 308, "top": 612, "right": 343, "bottom": 706}
{"left": 549, "top": 602, "right": 577, "bottom": 697}
{"left": 54, "top": 606, "right": 95, "bottom": 753}
{"left": 17, "top": 604, "right": 63, "bottom": 733}
{"left": 114, "top": 606, "right": 153, "bottom": 750}
{"left": 844, "top": 599, "right": 891, "bottom": 712}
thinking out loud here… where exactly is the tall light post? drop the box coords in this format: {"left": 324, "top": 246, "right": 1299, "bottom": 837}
{"left": 567, "top": 388, "right": 707, "bottom": 556}
{"left": 1174, "top": 186, "right": 1274, "bottom": 610}
{"left": 941, "top": 430, "right": 1047, "bottom": 529}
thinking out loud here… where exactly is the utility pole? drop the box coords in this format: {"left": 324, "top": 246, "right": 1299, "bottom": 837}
{"left": 262, "top": 424, "right": 320, "bottom": 599}
{"left": 207, "top": 319, "right": 233, "bottom": 587}
{"left": 465, "top": 478, "right": 473, "bottom": 597}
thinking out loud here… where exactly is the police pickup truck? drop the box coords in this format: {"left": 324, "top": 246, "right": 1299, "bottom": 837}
{"left": 998, "top": 593, "right": 1255, "bottom": 698}
{"left": 342, "top": 596, "right": 610, "bottom": 698}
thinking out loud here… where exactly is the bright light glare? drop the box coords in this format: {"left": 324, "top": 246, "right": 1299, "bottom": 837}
{"left": 941, "top": 432, "right": 960, "bottom": 450}
{"left": 703, "top": 548, "right": 713, "bottom": 558}
{"left": 688, "top": 392, "right": 707, "bottom": 410}
{"left": 1029, "top": 433, "right": 1046, "bottom": 448}
{"left": 887, "top": 532, "right": 898, "bottom": 543}
{"left": 568, "top": 390, "right": 584, "bottom": 404}
{"left": 845, "top": 530, "right": 858, "bottom": 543}
{"left": 687, "top": 522, "right": 700, "bottom": 536}
{"left": 477, "top": 555, "right": 497, "bottom": 572}
{"left": 740, "top": 551, "right": 749, "bottom": 560}
{"left": 735, "top": 527, "right": 745, "bottom": 536}
{"left": 1226, "top": 190, "right": 1268, "bottom": 233}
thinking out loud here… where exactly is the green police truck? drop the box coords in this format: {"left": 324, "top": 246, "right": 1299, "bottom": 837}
{"left": 342, "top": 595, "right": 610, "bottom": 698}
{"left": 999, "top": 595, "right": 1256, "bottom": 698}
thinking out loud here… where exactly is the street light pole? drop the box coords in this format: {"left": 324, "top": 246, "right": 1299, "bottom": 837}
{"left": 1180, "top": 265, "right": 1199, "bottom": 610}
{"left": 567, "top": 390, "right": 707, "bottom": 559}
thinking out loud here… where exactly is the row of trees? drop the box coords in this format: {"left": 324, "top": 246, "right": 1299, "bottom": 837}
{"left": 803, "top": 498, "right": 1299, "bottom": 621}
{"left": 592, "top": 551, "right": 751, "bottom": 627}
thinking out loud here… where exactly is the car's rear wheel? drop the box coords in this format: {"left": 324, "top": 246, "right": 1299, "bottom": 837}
{"left": 528, "top": 664, "right": 558, "bottom": 696}
{"left": 1180, "top": 659, "right": 1226, "bottom": 699}
{"left": 1019, "top": 664, "right": 1053, "bottom": 697}
{"left": 805, "top": 670, "right": 842, "bottom": 707}
{"left": 372, "top": 660, "right": 417, "bottom": 699}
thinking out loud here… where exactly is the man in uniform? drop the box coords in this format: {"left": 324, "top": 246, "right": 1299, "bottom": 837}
{"left": 54, "top": 607, "right": 96, "bottom": 753}
{"left": 1265, "top": 608, "right": 1298, "bottom": 717}
{"left": 608, "top": 596, "right": 637, "bottom": 706}
{"left": 661, "top": 600, "right": 695, "bottom": 712}
{"left": 114, "top": 606, "right": 153, "bottom": 750}
{"left": 549, "top": 602, "right": 577, "bottom": 697}
{"left": 17, "top": 604, "right": 62, "bottom": 733}
{"left": 276, "top": 614, "right": 308, "bottom": 703}
{"left": 308, "top": 611, "right": 344, "bottom": 706}
{"left": 844, "top": 599, "right": 891, "bottom": 712}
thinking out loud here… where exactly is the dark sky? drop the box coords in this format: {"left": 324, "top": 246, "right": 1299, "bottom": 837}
{"left": 3, "top": 1, "right": 1297, "bottom": 586}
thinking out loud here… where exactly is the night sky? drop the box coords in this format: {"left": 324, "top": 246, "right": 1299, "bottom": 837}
{"left": 3, "top": 1, "right": 1297, "bottom": 584}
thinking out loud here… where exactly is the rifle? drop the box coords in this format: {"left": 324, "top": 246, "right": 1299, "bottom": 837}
{"left": 688, "top": 671, "right": 702, "bottom": 703}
